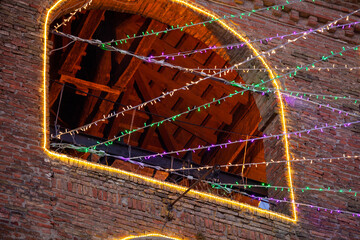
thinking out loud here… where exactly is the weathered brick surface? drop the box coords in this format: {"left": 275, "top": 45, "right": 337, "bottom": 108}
{"left": 1, "top": 0, "right": 360, "bottom": 239}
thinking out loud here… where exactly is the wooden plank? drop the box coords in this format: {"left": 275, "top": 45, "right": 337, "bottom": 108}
{"left": 87, "top": 19, "right": 165, "bottom": 132}
{"left": 59, "top": 10, "right": 105, "bottom": 76}
{"left": 59, "top": 75, "right": 122, "bottom": 95}
{"left": 77, "top": 51, "right": 112, "bottom": 127}
{"left": 111, "top": 19, "right": 167, "bottom": 89}
{"left": 134, "top": 73, "right": 183, "bottom": 151}
{"left": 134, "top": 71, "right": 217, "bottom": 144}
{"left": 50, "top": 10, "right": 105, "bottom": 109}
{"left": 201, "top": 101, "right": 261, "bottom": 165}
{"left": 140, "top": 64, "right": 233, "bottom": 125}
{"left": 151, "top": 39, "right": 249, "bottom": 102}
{"left": 232, "top": 141, "right": 266, "bottom": 183}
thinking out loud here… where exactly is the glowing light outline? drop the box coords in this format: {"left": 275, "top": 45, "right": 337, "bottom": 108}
{"left": 42, "top": 0, "right": 296, "bottom": 222}
{"left": 118, "top": 233, "right": 182, "bottom": 240}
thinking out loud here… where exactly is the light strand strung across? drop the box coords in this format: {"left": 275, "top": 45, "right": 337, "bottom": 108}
{"left": 248, "top": 85, "right": 360, "bottom": 103}
{"left": 94, "top": 0, "right": 304, "bottom": 45}
{"left": 51, "top": 35, "right": 360, "bottom": 140}
{"left": 121, "top": 120, "right": 360, "bottom": 160}
{"left": 68, "top": 119, "right": 359, "bottom": 159}
{"left": 151, "top": 22, "right": 360, "bottom": 60}
{"left": 190, "top": 66, "right": 360, "bottom": 73}
{"left": 119, "top": 233, "right": 182, "bottom": 240}
{"left": 53, "top": 141, "right": 359, "bottom": 173}
{"left": 51, "top": 9, "right": 360, "bottom": 140}
{"left": 69, "top": 44, "right": 360, "bottom": 149}
{"left": 54, "top": 141, "right": 360, "bottom": 207}
{"left": 247, "top": 87, "right": 360, "bottom": 116}
{"left": 220, "top": 186, "right": 360, "bottom": 218}
{"left": 165, "top": 171, "right": 360, "bottom": 218}
{"left": 165, "top": 155, "right": 359, "bottom": 172}
{"left": 281, "top": 93, "right": 359, "bottom": 114}
{"left": 210, "top": 183, "right": 359, "bottom": 197}
{"left": 53, "top": 0, "right": 92, "bottom": 31}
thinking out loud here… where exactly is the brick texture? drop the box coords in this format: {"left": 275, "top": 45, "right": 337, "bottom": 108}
{"left": 1, "top": 0, "right": 359, "bottom": 239}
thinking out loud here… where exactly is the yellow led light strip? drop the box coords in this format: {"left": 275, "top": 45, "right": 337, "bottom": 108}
{"left": 43, "top": 0, "right": 296, "bottom": 222}
{"left": 117, "top": 233, "right": 182, "bottom": 240}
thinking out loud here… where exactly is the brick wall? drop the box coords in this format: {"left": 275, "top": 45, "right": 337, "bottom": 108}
{"left": 1, "top": 0, "right": 359, "bottom": 239}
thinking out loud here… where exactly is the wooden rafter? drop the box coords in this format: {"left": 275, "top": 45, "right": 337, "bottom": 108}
{"left": 201, "top": 100, "right": 262, "bottom": 166}
{"left": 59, "top": 75, "right": 122, "bottom": 95}
{"left": 134, "top": 72, "right": 182, "bottom": 151}
{"left": 135, "top": 70, "right": 217, "bottom": 143}
{"left": 50, "top": 10, "right": 105, "bottom": 108}
{"left": 85, "top": 18, "right": 166, "bottom": 137}
{"left": 59, "top": 10, "right": 106, "bottom": 76}
{"left": 140, "top": 64, "right": 233, "bottom": 125}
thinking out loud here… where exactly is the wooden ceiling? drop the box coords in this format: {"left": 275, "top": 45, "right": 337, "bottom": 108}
{"left": 49, "top": 10, "right": 266, "bottom": 200}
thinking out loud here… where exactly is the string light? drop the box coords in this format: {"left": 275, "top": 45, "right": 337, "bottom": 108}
{"left": 56, "top": 141, "right": 359, "bottom": 174}
{"left": 42, "top": 0, "right": 303, "bottom": 223}
{"left": 281, "top": 93, "right": 359, "bottom": 117}
{"left": 94, "top": 0, "right": 304, "bottom": 46}
{"left": 210, "top": 183, "right": 359, "bottom": 197}
{"left": 53, "top": 0, "right": 92, "bottom": 31}
{"left": 226, "top": 187, "right": 360, "bottom": 218}
{"left": 51, "top": 38, "right": 360, "bottom": 140}
{"left": 190, "top": 66, "right": 360, "bottom": 73}
{"left": 68, "top": 43, "right": 360, "bottom": 150}
{"left": 43, "top": 0, "right": 359, "bottom": 222}
{"left": 151, "top": 22, "right": 360, "bottom": 60}
{"left": 65, "top": 119, "right": 359, "bottom": 160}
{"left": 255, "top": 86, "right": 360, "bottom": 103}
{"left": 119, "top": 120, "right": 360, "bottom": 161}
{"left": 118, "top": 233, "right": 183, "bottom": 240}
{"left": 51, "top": 7, "right": 360, "bottom": 135}
{"left": 165, "top": 155, "right": 359, "bottom": 172}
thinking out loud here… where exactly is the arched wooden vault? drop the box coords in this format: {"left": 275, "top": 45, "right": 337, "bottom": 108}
{"left": 48, "top": 0, "right": 285, "bottom": 204}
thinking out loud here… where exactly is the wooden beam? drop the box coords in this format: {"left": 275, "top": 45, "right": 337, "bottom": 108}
{"left": 140, "top": 64, "right": 233, "bottom": 125}
{"left": 77, "top": 51, "right": 113, "bottom": 127}
{"left": 50, "top": 10, "right": 105, "bottom": 109}
{"left": 134, "top": 71, "right": 217, "bottom": 144}
{"left": 136, "top": 68, "right": 218, "bottom": 131}
{"left": 151, "top": 39, "right": 244, "bottom": 94}
{"left": 201, "top": 100, "right": 261, "bottom": 166}
{"left": 59, "top": 75, "right": 122, "bottom": 95}
{"left": 134, "top": 73, "right": 182, "bottom": 151}
{"left": 59, "top": 10, "right": 105, "bottom": 76}
{"left": 87, "top": 18, "right": 166, "bottom": 135}
{"left": 232, "top": 140, "right": 266, "bottom": 183}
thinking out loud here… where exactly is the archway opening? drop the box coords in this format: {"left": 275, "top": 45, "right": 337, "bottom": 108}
{"left": 45, "top": 0, "right": 294, "bottom": 218}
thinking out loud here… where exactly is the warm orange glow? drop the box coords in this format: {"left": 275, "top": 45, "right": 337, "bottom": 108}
{"left": 117, "top": 233, "right": 183, "bottom": 240}
{"left": 43, "top": 0, "right": 296, "bottom": 222}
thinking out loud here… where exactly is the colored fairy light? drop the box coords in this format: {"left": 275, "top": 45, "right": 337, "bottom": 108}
{"left": 207, "top": 181, "right": 359, "bottom": 218}
{"left": 43, "top": 0, "right": 299, "bottom": 222}
{"left": 164, "top": 155, "right": 359, "bottom": 172}
{"left": 190, "top": 66, "right": 360, "bottom": 72}
{"left": 51, "top": 37, "right": 360, "bottom": 141}
{"left": 212, "top": 183, "right": 359, "bottom": 197}
{"left": 52, "top": 10, "right": 360, "bottom": 140}
{"left": 65, "top": 120, "right": 359, "bottom": 161}
{"left": 73, "top": 44, "right": 360, "bottom": 150}
{"left": 151, "top": 22, "right": 359, "bottom": 60}
{"left": 95, "top": 0, "right": 304, "bottom": 46}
